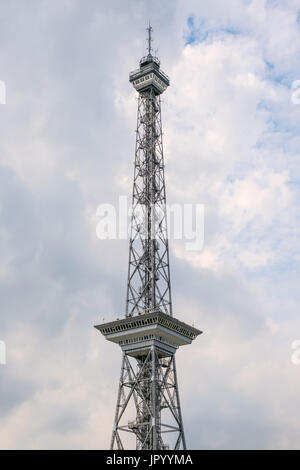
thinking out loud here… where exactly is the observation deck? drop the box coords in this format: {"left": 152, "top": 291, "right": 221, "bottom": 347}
{"left": 95, "top": 310, "right": 202, "bottom": 358}
{"left": 129, "top": 54, "right": 170, "bottom": 95}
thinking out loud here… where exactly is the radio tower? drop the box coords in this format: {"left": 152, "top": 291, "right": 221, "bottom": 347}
{"left": 95, "top": 25, "right": 202, "bottom": 450}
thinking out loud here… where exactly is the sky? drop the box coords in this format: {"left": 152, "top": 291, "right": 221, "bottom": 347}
{"left": 0, "top": 0, "right": 300, "bottom": 450}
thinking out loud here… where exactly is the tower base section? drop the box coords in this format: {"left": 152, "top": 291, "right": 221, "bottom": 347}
{"left": 94, "top": 311, "right": 202, "bottom": 449}
{"left": 110, "top": 348, "right": 186, "bottom": 450}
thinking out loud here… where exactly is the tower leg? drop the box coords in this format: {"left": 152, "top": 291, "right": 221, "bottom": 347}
{"left": 172, "top": 356, "right": 186, "bottom": 450}
{"left": 110, "top": 353, "right": 126, "bottom": 450}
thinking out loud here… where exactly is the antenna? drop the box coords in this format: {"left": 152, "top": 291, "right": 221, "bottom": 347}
{"left": 146, "top": 22, "right": 153, "bottom": 56}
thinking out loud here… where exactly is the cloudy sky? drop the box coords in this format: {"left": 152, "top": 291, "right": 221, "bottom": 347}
{"left": 0, "top": 0, "right": 300, "bottom": 449}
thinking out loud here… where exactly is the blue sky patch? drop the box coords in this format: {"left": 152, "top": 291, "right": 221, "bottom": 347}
{"left": 184, "top": 15, "right": 243, "bottom": 46}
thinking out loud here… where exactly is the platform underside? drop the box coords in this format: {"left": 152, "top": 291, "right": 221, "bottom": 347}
{"left": 122, "top": 337, "right": 176, "bottom": 357}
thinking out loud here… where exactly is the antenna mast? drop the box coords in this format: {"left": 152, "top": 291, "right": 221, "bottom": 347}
{"left": 147, "top": 23, "right": 153, "bottom": 56}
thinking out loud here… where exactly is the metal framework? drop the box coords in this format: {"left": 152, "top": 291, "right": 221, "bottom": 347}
{"left": 95, "top": 25, "right": 202, "bottom": 451}
{"left": 111, "top": 350, "right": 185, "bottom": 450}
{"left": 126, "top": 88, "right": 172, "bottom": 317}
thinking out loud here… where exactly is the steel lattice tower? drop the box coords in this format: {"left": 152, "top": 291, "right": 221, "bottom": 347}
{"left": 95, "top": 26, "right": 202, "bottom": 450}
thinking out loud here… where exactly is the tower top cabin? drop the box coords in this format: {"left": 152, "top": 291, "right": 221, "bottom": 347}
{"left": 129, "top": 24, "right": 169, "bottom": 95}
